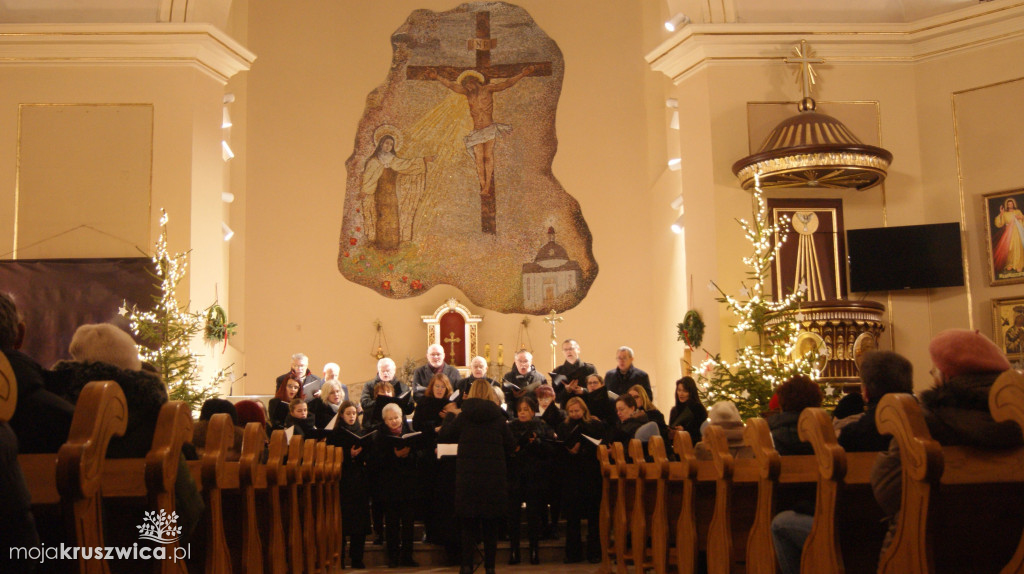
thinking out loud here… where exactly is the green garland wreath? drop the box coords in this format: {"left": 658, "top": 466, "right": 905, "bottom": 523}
{"left": 677, "top": 310, "right": 705, "bottom": 349}
{"left": 204, "top": 303, "right": 238, "bottom": 344}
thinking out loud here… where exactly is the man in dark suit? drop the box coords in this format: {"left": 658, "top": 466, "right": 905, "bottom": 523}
{"left": 275, "top": 353, "right": 324, "bottom": 403}
{"left": 604, "top": 346, "right": 652, "bottom": 399}
{"left": 410, "top": 343, "right": 462, "bottom": 401}
{"left": 321, "top": 362, "right": 351, "bottom": 403}
{"left": 551, "top": 338, "right": 597, "bottom": 406}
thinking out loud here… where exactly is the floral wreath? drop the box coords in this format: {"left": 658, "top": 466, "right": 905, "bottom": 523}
{"left": 204, "top": 303, "right": 238, "bottom": 352}
{"left": 677, "top": 310, "right": 705, "bottom": 349}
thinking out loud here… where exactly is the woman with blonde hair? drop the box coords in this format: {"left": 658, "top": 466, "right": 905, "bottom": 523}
{"left": 627, "top": 384, "right": 668, "bottom": 437}
{"left": 556, "top": 396, "right": 604, "bottom": 563}
{"left": 439, "top": 379, "right": 514, "bottom": 574}
{"left": 309, "top": 379, "right": 344, "bottom": 430}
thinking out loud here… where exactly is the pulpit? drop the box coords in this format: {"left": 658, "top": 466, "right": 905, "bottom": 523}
{"left": 421, "top": 298, "right": 482, "bottom": 368}
{"left": 766, "top": 198, "right": 886, "bottom": 386}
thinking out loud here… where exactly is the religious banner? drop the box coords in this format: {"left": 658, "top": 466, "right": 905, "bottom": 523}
{"left": 338, "top": 1, "right": 598, "bottom": 314}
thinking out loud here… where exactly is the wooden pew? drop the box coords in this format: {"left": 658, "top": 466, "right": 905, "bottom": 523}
{"left": 597, "top": 442, "right": 620, "bottom": 574}
{"left": 100, "top": 399, "right": 194, "bottom": 574}
{"left": 703, "top": 423, "right": 761, "bottom": 574}
{"left": 628, "top": 436, "right": 671, "bottom": 574}
{"left": 990, "top": 369, "right": 1024, "bottom": 574}
{"left": 284, "top": 435, "right": 305, "bottom": 574}
{"left": 742, "top": 417, "right": 818, "bottom": 574}
{"left": 672, "top": 429, "right": 717, "bottom": 574}
{"left": 312, "top": 441, "right": 329, "bottom": 574}
{"left": 17, "top": 379, "right": 128, "bottom": 574}
{"left": 876, "top": 380, "right": 1024, "bottom": 574}
{"left": 612, "top": 440, "right": 640, "bottom": 574}
{"left": 193, "top": 412, "right": 234, "bottom": 574}
{"left": 0, "top": 349, "right": 12, "bottom": 421}
{"left": 222, "top": 422, "right": 268, "bottom": 574}
{"left": 261, "top": 430, "right": 289, "bottom": 574}
{"left": 327, "top": 446, "right": 342, "bottom": 572}
{"left": 797, "top": 407, "right": 885, "bottom": 574}
{"left": 300, "top": 438, "right": 318, "bottom": 574}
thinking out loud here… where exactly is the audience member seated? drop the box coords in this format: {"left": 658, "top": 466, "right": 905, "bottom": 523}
{"left": 831, "top": 386, "right": 866, "bottom": 424}
{"left": 669, "top": 376, "right": 708, "bottom": 444}
{"left": 191, "top": 398, "right": 244, "bottom": 461}
{"left": 838, "top": 351, "right": 912, "bottom": 452}
{"left": 268, "top": 375, "right": 304, "bottom": 431}
{"left": 696, "top": 400, "right": 753, "bottom": 460}
{"left": 309, "top": 379, "right": 345, "bottom": 429}
{"left": 1, "top": 408, "right": 41, "bottom": 573}
{"left": 769, "top": 374, "right": 823, "bottom": 456}
{"left": 871, "top": 329, "right": 1024, "bottom": 554}
{"left": 0, "top": 292, "right": 75, "bottom": 454}
{"left": 604, "top": 394, "right": 650, "bottom": 447}
{"left": 627, "top": 384, "right": 667, "bottom": 438}
{"left": 47, "top": 323, "right": 204, "bottom": 546}
{"left": 275, "top": 352, "right": 323, "bottom": 403}
{"left": 502, "top": 350, "right": 545, "bottom": 406}
{"left": 235, "top": 399, "right": 269, "bottom": 435}
{"left": 604, "top": 345, "right": 652, "bottom": 398}
{"left": 411, "top": 344, "right": 461, "bottom": 401}
{"left": 771, "top": 350, "right": 912, "bottom": 574}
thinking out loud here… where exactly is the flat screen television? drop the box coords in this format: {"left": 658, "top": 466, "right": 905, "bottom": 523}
{"left": 846, "top": 222, "right": 964, "bottom": 292}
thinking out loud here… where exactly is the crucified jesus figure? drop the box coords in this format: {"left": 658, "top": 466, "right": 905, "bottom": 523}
{"left": 425, "top": 65, "right": 536, "bottom": 196}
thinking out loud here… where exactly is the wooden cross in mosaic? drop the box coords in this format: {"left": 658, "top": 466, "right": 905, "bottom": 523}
{"left": 408, "top": 10, "right": 551, "bottom": 234}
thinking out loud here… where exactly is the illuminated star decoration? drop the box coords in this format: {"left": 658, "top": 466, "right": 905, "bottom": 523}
{"left": 825, "top": 385, "right": 836, "bottom": 397}
{"left": 118, "top": 303, "right": 129, "bottom": 317}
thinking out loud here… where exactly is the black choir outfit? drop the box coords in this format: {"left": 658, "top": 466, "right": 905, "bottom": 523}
{"left": 501, "top": 366, "right": 546, "bottom": 406}
{"left": 555, "top": 417, "right": 605, "bottom": 563}
{"left": 372, "top": 417, "right": 423, "bottom": 568}
{"left": 327, "top": 418, "right": 372, "bottom": 569}
{"left": 604, "top": 364, "right": 653, "bottom": 398}
{"left": 507, "top": 416, "right": 554, "bottom": 564}
{"left": 550, "top": 359, "right": 597, "bottom": 403}
{"left": 410, "top": 362, "right": 462, "bottom": 400}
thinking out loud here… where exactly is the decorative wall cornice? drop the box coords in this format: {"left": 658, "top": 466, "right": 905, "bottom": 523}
{"left": 646, "top": 0, "right": 1024, "bottom": 84}
{"left": 0, "top": 23, "right": 255, "bottom": 83}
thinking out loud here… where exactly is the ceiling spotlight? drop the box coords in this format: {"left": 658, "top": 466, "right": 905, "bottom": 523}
{"left": 665, "top": 13, "right": 688, "bottom": 32}
{"left": 670, "top": 194, "right": 684, "bottom": 210}
{"left": 668, "top": 158, "right": 681, "bottom": 171}
{"left": 223, "top": 93, "right": 235, "bottom": 104}
{"left": 222, "top": 106, "right": 232, "bottom": 129}
{"left": 221, "top": 191, "right": 235, "bottom": 203}
{"left": 671, "top": 213, "right": 685, "bottom": 234}
{"left": 666, "top": 98, "right": 679, "bottom": 109}
{"left": 670, "top": 110, "right": 680, "bottom": 130}
{"left": 222, "top": 140, "right": 234, "bottom": 162}
{"left": 222, "top": 222, "right": 235, "bottom": 242}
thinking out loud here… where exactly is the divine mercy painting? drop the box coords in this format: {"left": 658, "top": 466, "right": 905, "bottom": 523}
{"left": 338, "top": 1, "right": 598, "bottom": 314}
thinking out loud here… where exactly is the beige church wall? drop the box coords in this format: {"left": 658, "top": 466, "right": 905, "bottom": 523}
{"left": 0, "top": 62, "right": 236, "bottom": 380}
{"left": 667, "top": 31, "right": 1024, "bottom": 391}
{"left": 240, "top": 1, "right": 679, "bottom": 404}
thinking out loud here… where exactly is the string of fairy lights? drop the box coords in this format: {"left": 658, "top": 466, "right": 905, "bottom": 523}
{"left": 695, "top": 174, "right": 821, "bottom": 418}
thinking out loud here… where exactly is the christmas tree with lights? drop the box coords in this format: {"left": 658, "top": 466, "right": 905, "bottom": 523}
{"left": 695, "top": 177, "right": 821, "bottom": 419}
{"left": 126, "top": 210, "right": 221, "bottom": 411}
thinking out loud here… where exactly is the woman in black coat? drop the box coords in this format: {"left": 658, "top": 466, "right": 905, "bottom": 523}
{"left": 412, "top": 373, "right": 458, "bottom": 552}
{"left": 372, "top": 402, "right": 422, "bottom": 568}
{"left": 327, "top": 400, "right": 372, "bottom": 569}
{"left": 438, "top": 380, "right": 514, "bottom": 574}
{"left": 556, "top": 397, "right": 605, "bottom": 563}
{"left": 668, "top": 376, "right": 708, "bottom": 443}
{"left": 507, "top": 395, "right": 555, "bottom": 565}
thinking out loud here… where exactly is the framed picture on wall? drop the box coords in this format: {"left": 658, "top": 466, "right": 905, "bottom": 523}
{"left": 992, "top": 296, "right": 1024, "bottom": 361}
{"left": 983, "top": 188, "right": 1024, "bottom": 286}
